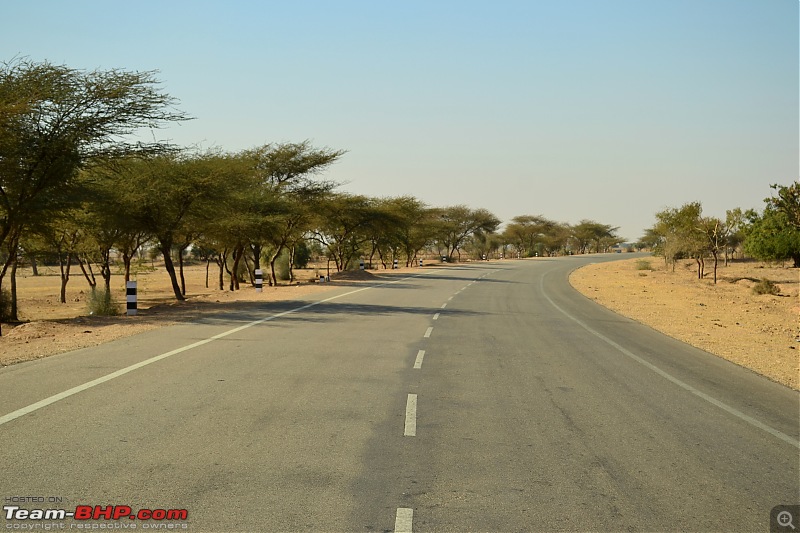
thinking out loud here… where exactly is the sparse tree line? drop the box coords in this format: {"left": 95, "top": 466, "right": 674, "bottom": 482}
{"left": 0, "top": 58, "right": 623, "bottom": 328}
{"left": 638, "top": 182, "right": 800, "bottom": 283}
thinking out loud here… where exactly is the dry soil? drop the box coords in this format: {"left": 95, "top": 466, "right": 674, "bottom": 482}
{"left": 569, "top": 255, "right": 799, "bottom": 390}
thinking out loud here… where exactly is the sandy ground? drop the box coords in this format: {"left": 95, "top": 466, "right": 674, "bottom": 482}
{"left": 3, "top": 257, "right": 798, "bottom": 392}
{"left": 570, "top": 256, "right": 799, "bottom": 390}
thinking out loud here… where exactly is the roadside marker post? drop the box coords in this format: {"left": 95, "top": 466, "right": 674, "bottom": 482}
{"left": 360, "top": 260, "right": 365, "bottom": 270}
{"left": 419, "top": 259, "right": 423, "bottom": 267}
{"left": 126, "top": 281, "right": 137, "bottom": 316}
{"left": 393, "top": 259, "right": 398, "bottom": 269}
{"left": 255, "top": 269, "right": 263, "bottom": 292}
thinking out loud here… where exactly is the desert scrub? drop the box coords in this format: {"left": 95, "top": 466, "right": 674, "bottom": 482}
{"left": 635, "top": 259, "right": 652, "bottom": 271}
{"left": 752, "top": 278, "right": 780, "bottom": 296}
{"left": 87, "top": 288, "right": 120, "bottom": 316}
{"left": 0, "top": 287, "right": 12, "bottom": 322}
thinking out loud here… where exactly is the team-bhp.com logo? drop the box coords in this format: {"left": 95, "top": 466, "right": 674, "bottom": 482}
{"left": 4, "top": 504, "right": 188, "bottom": 528}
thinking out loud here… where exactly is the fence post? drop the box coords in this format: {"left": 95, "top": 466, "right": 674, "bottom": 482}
{"left": 126, "top": 281, "right": 137, "bottom": 316}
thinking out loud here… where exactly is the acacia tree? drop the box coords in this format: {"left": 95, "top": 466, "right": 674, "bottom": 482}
{"left": 0, "top": 58, "right": 186, "bottom": 326}
{"left": 384, "top": 197, "right": 433, "bottom": 266}
{"left": 113, "top": 151, "right": 245, "bottom": 300}
{"left": 502, "top": 215, "right": 560, "bottom": 257}
{"left": 699, "top": 216, "right": 726, "bottom": 283}
{"left": 571, "top": 220, "right": 620, "bottom": 254}
{"left": 433, "top": 206, "right": 500, "bottom": 261}
{"left": 241, "top": 142, "right": 343, "bottom": 284}
{"left": 311, "top": 194, "right": 375, "bottom": 271}
{"left": 651, "top": 203, "right": 706, "bottom": 275}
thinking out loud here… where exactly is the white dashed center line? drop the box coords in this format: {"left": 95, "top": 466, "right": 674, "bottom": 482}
{"left": 404, "top": 394, "right": 417, "bottom": 436}
{"left": 413, "top": 350, "right": 425, "bottom": 369}
{"left": 424, "top": 327, "right": 433, "bottom": 338}
{"left": 395, "top": 508, "right": 413, "bottom": 533}
{"left": 432, "top": 313, "right": 440, "bottom": 320}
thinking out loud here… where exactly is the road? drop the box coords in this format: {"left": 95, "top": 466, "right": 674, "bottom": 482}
{"left": 1, "top": 255, "right": 798, "bottom": 532}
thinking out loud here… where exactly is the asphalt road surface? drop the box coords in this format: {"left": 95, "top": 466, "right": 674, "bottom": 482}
{"left": 1, "top": 255, "right": 798, "bottom": 532}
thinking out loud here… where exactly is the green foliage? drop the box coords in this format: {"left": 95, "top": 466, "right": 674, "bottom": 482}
{"left": 0, "top": 287, "right": 12, "bottom": 322}
{"left": 743, "top": 186, "right": 800, "bottom": 268}
{"left": 433, "top": 205, "right": 501, "bottom": 260}
{"left": 571, "top": 220, "right": 621, "bottom": 254}
{"left": 275, "top": 249, "right": 291, "bottom": 281}
{"left": 292, "top": 241, "right": 311, "bottom": 269}
{"left": 87, "top": 288, "right": 119, "bottom": 316}
{"left": 752, "top": 278, "right": 780, "bottom": 296}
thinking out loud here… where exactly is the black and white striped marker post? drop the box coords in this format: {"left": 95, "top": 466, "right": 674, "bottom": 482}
{"left": 359, "top": 260, "right": 365, "bottom": 270}
{"left": 393, "top": 259, "right": 398, "bottom": 269}
{"left": 419, "top": 259, "right": 423, "bottom": 267}
{"left": 255, "top": 269, "right": 263, "bottom": 292}
{"left": 126, "top": 281, "right": 137, "bottom": 316}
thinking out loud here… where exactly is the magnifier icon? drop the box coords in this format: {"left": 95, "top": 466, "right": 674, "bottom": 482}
{"left": 778, "top": 510, "right": 796, "bottom": 530}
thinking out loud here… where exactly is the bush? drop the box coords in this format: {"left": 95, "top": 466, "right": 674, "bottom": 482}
{"left": 275, "top": 250, "right": 291, "bottom": 281}
{"left": 752, "top": 278, "right": 780, "bottom": 296}
{"left": 87, "top": 288, "right": 120, "bottom": 316}
{"left": 0, "top": 287, "right": 12, "bottom": 322}
{"left": 292, "top": 241, "right": 311, "bottom": 269}
{"left": 635, "top": 259, "right": 652, "bottom": 271}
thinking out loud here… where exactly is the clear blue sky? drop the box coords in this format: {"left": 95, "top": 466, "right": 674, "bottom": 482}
{"left": 4, "top": 0, "right": 797, "bottom": 241}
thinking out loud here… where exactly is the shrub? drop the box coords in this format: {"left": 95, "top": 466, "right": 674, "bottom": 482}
{"left": 752, "top": 278, "right": 780, "bottom": 296}
{"left": 0, "top": 287, "right": 12, "bottom": 322}
{"left": 88, "top": 288, "right": 120, "bottom": 316}
{"left": 275, "top": 249, "right": 291, "bottom": 281}
{"left": 635, "top": 259, "right": 652, "bottom": 271}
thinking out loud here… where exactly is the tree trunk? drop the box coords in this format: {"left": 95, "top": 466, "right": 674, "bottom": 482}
{"left": 712, "top": 252, "right": 718, "bottom": 284}
{"left": 216, "top": 255, "right": 225, "bottom": 291}
{"left": 30, "top": 256, "right": 39, "bottom": 276}
{"left": 10, "top": 256, "right": 18, "bottom": 322}
{"left": 123, "top": 253, "right": 132, "bottom": 283}
{"left": 178, "top": 246, "right": 188, "bottom": 296}
{"left": 100, "top": 249, "right": 112, "bottom": 293}
{"left": 205, "top": 259, "right": 211, "bottom": 289}
{"left": 230, "top": 245, "right": 243, "bottom": 291}
{"left": 77, "top": 255, "right": 98, "bottom": 291}
{"left": 269, "top": 253, "right": 278, "bottom": 287}
{"left": 160, "top": 243, "right": 185, "bottom": 301}
{"left": 288, "top": 245, "right": 295, "bottom": 283}
{"left": 59, "top": 254, "right": 72, "bottom": 304}
{"left": 0, "top": 233, "right": 19, "bottom": 322}
{"left": 251, "top": 243, "right": 261, "bottom": 271}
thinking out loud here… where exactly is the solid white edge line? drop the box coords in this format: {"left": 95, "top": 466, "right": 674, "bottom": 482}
{"left": 539, "top": 272, "right": 800, "bottom": 449}
{"left": 404, "top": 394, "right": 417, "bottom": 436}
{"left": 0, "top": 271, "right": 435, "bottom": 428}
{"left": 424, "top": 327, "right": 433, "bottom": 338}
{"left": 413, "top": 350, "right": 425, "bottom": 369}
{"left": 395, "top": 507, "right": 413, "bottom": 533}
